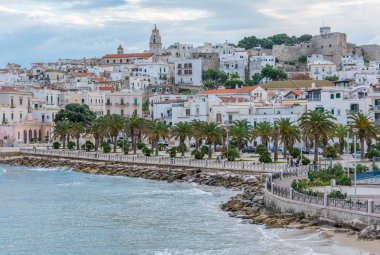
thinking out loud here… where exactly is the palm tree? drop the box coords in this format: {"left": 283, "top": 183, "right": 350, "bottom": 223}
{"left": 53, "top": 120, "right": 71, "bottom": 149}
{"left": 229, "top": 120, "right": 252, "bottom": 151}
{"left": 171, "top": 122, "right": 192, "bottom": 157}
{"left": 143, "top": 120, "right": 169, "bottom": 156}
{"left": 125, "top": 112, "right": 144, "bottom": 154}
{"left": 348, "top": 112, "right": 377, "bottom": 159}
{"left": 106, "top": 115, "right": 126, "bottom": 153}
{"left": 272, "top": 125, "right": 280, "bottom": 162}
{"left": 252, "top": 121, "right": 272, "bottom": 148}
{"left": 201, "top": 122, "right": 221, "bottom": 159}
{"left": 88, "top": 117, "right": 107, "bottom": 152}
{"left": 276, "top": 118, "right": 299, "bottom": 158}
{"left": 69, "top": 122, "right": 85, "bottom": 150}
{"left": 335, "top": 124, "right": 347, "bottom": 155}
{"left": 190, "top": 120, "right": 205, "bottom": 149}
{"left": 299, "top": 110, "right": 336, "bottom": 163}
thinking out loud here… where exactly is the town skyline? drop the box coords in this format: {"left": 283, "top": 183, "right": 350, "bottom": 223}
{"left": 0, "top": 0, "right": 379, "bottom": 66}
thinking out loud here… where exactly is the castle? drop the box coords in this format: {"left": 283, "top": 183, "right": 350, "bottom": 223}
{"left": 271, "top": 26, "right": 380, "bottom": 65}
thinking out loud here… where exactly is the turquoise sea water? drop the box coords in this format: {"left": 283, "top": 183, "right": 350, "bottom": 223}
{"left": 0, "top": 164, "right": 319, "bottom": 255}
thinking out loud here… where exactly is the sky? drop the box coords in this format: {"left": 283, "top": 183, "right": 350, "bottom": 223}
{"left": 0, "top": 0, "right": 379, "bottom": 67}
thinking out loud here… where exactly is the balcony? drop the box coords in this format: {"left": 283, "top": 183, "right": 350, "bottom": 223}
{"left": 10, "top": 104, "right": 16, "bottom": 108}
{"left": 106, "top": 103, "right": 112, "bottom": 106}
{"left": 308, "top": 97, "right": 321, "bottom": 102}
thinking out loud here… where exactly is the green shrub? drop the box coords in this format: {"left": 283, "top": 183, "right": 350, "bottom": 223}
{"left": 288, "top": 147, "right": 300, "bottom": 158}
{"left": 191, "top": 149, "right": 204, "bottom": 160}
{"left": 301, "top": 156, "right": 311, "bottom": 165}
{"left": 67, "top": 141, "right": 76, "bottom": 150}
{"left": 53, "top": 141, "right": 61, "bottom": 149}
{"left": 366, "top": 148, "right": 380, "bottom": 158}
{"left": 221, "top": 147, "right": 240, "bottom": 161}
{"left": 200, "top": 145, "right": 209, "bottom": 155}
{"left": 122, "top": 143, "right": 129, "bottom": 155}
{"left": 100, "top": 142, "right": 111, "bottom": 153}
{"left": 167, "top": 147, "right": 177, "bottom": 158}
{"left": 142, "top": 147, "right": 152, "bottom": 156}
{"left": 255, "top": 144, "right": 267, "bottom": 156}
{"left": 81, "top": 141, "right": 95, "bottom": 152}
{"left": 291, "top": 179, "right": 310, "bottom": 191}
{"left": 328, "top": 189, "right": 347, "bottom": 199}
{"left": 325, "top": 145, "right": 338, "bottom": 158}
{"left": 259, "top": 151, "right": 272, "bottom": 163}
{"left": 356, "top": 163, "right": 369, "bottom": 173}
{"left": 137, "top": 142, "right": 146, "bottom": 150}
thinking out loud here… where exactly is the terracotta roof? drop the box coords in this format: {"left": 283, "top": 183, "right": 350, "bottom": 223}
{"left": 200, "top": 86, "right": 258, "bottom": 95}
{"left": 262, "top": 80, "right": 334, "bottom": 89}
{"left": 0, "top": 88, "right": 18, "bottom": 92}
{"left": 98, "top": 87, "right": 114, "bottom": 91}
{"left": 73, "top": 73, "right": 93, "bottom": 78}
{"left": 91, "top": 77, "right": 108, "bottom": 83}
{"left": 103, "top": 53, "right": 154, "bottom": 59}
{"left": 284, "top": 90, "right": 302, "bottom": 97}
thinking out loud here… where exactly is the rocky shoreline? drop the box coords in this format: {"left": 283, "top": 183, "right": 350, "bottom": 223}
{"left": 1, "top": 155, "right": 380, "bottom": 241}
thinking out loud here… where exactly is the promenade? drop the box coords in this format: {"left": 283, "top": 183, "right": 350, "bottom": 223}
{"left": 18, "top": 148, "right": 309, "bottom": 174}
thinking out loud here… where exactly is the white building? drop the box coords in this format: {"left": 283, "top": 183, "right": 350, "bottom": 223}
{"left": 341, "top": 55, "right": 365, "bottom": 71}
{"left": 306, "top": 86, "right": 371, "bottom": 124}
{"left": 249, "top": 54, "right": 275, "bottom": 77}
{"left": 174, "top": 59, "right": 202, "bottom": 86}
{"left": 308, "top": 60, "right": 337, "bottom": 80}
{"left": 219, "top": 52, "right": 248, "bottom": 81}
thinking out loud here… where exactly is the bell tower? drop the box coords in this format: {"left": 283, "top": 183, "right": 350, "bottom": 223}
{"left": 149, "top": 24, "right": 162, "bottom": 55}
{"left": 117, "top": 45, "right": 124, "bottom": 54}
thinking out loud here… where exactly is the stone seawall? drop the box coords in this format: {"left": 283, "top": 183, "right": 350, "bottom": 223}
{"left": 265, "top": 189, "right": 380, "bottom": 228}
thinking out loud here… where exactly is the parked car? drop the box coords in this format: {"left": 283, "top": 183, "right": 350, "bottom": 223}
{"left": 352, "top": 152, "right": 361, "bottom": 158}
{"left": 270, "top": 147, "right": 284, "bottom": 153}
{"left": 301, "top": 147, "right": 309, "bottom": 154}
{"left": 242, "top": 146, "right": 255, "bottom": 153}
{"left": 158, "top": 140, "right": 169, "bottom": 146}
{"left": 309, "top": 148, "right": 323, "bottom": 155}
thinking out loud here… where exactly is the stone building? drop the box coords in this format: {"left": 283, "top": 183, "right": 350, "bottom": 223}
{"left": 189, "top": 52, "right": 219, "bottom": 71}
{"left": 149, "top": 24, "right": 162, "bottom": 56}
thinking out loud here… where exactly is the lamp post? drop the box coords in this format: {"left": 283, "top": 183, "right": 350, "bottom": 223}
{"left": 300, "top": 129, "right": 303, "bottom": 163}
{"left": 353, "top": 127, "right": 358, "bottom": 200}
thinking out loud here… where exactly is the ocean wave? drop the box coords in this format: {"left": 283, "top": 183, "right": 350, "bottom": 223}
{"left": 57, "top": 182, "right": 83, "bottom": 186}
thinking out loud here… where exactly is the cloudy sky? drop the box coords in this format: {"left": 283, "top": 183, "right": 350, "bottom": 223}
{"left": 0, "top": 0, "right": 379, "bottom": 67}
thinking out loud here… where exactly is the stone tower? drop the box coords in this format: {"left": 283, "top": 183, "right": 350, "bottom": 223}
{"left": 149, "top": 24, "right": 162, "bottom": 55}
{"left": 117, "top": 45, "right": 124, "bottom": 54}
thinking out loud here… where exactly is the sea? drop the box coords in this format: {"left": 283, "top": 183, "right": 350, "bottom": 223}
{"left": 0, "top": 164, "right": 339, "bottom": 255}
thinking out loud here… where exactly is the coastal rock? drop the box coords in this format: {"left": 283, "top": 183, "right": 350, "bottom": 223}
{"left": 358, "top": 224, "right": 380, "bottom": 240}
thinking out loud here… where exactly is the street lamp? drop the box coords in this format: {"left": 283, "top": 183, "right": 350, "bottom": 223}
{"left": 352, "top": 127, "right": 358, "bottom": 200}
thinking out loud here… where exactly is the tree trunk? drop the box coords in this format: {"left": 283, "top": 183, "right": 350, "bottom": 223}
{"left": 360, "top": 136, "right": 365, "bottom": 160}
{"left": 76, "top": 137, "right": 80, "bottom": 150}
{"left": 181, "top": 140, "right": 185, "bottom": 157}
{"left": 113, "top": 136, "right": 117, "bottom": 153}
{"left": 62, "top": 135, "right": 66, "bottom": 149}
{"left": 283, "top": 140, "right": 288, "bottom": 159}
{"left": 208, "top": 143, "right": 212, "bottom": 159}
{"left": 314, "top": 132, "right": 319, "bottom": 165}
{"left": 339, "top": 138, "right": 344, "bottom": 155}
{"left": 95, "top": 138, "right": 99, "bottom": 152}
{"left": 133, "top": 134, "right": 137, "bottom": 154}
{"left": 274, "top": 135, "right": 279, "bottom": 162}
{"left": 155, "top": 140, "right": 159, "bottom": 156}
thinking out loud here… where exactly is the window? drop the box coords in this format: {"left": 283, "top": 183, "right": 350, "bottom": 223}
{"left": 330, "top": 94, "right": 334, "bottom": 99}
{"left": 178, "top": 64, "right": 182, "bottom": 68}
{"left": 20, "top": 113, "right": 22, "bottom": 120}
{"left": 177, "top": 70, "right": 182, "bottom": 75}
{"left": 107, "top": 109, "right": 110, "bottom": 115}
{"left": 121, "top": 109, "right": 124, "bottom": 116}
{"left": 46, "top": 96, "right": 48, "bottom": 102}
{"left": 120, "top": 99, "right": 124, "bottom": 105}
{"left": 2, "top": 113, "right": 4, "bottom": 123}
{"left": 331, "top": 109, "right": 335, "bottom": 114}
{"left": 18, "top": 132, "right": 20, "bottom": 139}
{"left": 11, "top": 113, "right": 13, "bottom": 120}
{"left": 196, "top": 107, "right": 199, "bottom": 116}
{"left": 134, "top": 98, "right": 138, "bottom": 106}
{"left": 106, "top": 99, "right": 111, "bottom": 105}
{"left": 315, "top": 107, "right": 324, "bottom": 113}
{"left": 19, "top": 98, "right": 23, "bottom": 105}
{"left": 81, "top": 99, "right": 85, "bottom": 104}
{"left": 336, "top": 93, "right": 341, "bottom": 98}
{"left": 186, "top": 109, "right": 190, "bottom": 116}
{"left": 216, "top": 113, "right": 222, "bottom": 123}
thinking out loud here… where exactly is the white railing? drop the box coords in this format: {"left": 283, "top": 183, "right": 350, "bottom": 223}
{"left": 19, "top": 148, "right": 308, "bottom": 173}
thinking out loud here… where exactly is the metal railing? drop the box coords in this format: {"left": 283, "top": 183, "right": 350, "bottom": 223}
{"left": 266, "top": 173, "right": 380, "bottom": 215}
{"left": 19, "top": 148, "right": 304, "bottom": 173}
